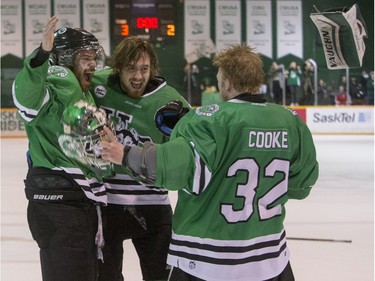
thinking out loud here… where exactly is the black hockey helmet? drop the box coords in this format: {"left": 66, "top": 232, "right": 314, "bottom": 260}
{"left": 51, "top": 27, "right": 105, "bottom": 69}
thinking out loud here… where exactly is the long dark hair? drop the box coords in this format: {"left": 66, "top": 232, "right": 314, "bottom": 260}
{"left": 109, "top": 36, "right": 159, "bottom": 81}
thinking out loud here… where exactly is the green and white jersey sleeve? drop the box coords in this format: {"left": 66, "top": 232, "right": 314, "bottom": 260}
{"left": 12, "top": 49, "right": 106, "bottom": 204}
{"left": 155, "top": 99, "right": 319, "bottom": 281}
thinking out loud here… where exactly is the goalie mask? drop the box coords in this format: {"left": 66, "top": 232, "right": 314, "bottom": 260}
{"left": 58, "top": 100, "right": 115, "bottom": 177}
{"left": 51, "top": 27, "right": 106, "bottom": 70}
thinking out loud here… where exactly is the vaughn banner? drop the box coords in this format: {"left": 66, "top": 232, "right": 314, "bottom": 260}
{"left": 310, "top": 4, "right": 367, "bottom": 69}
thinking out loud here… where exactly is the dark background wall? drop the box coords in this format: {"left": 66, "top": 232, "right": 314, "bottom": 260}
{"left": 1, "top": 0, "right": 374, "bottom": 106}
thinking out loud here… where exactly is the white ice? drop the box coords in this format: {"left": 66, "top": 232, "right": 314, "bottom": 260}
{"left": 1, "top": 135, "right": 374, "bottom": 281}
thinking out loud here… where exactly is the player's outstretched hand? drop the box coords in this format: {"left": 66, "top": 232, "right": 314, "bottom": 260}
{"left": 100, "top": 127, "right": 124, "bottom": 165}
{"left": 42, "top": 15, "right": 59, "bottom": 52}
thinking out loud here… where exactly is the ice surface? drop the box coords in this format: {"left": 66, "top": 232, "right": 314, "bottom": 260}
{"left": 1, "top": 135, "right": 373, "bottom": 281}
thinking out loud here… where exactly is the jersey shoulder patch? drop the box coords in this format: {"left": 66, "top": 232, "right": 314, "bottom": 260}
{"left": 47, "top": 66, "right": 69, "bottom": 78}
{"left": 195, "top": 104, "right": 220, "bottom": 117}
{"left": 94, "top": 84, "right": 107, "bottom": 98}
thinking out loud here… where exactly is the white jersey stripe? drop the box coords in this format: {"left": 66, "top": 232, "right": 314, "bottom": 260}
{"left": 191, "top": 142, "right": 211, "bottom": 195}
{"left": 12, "top": 81, "right": 50, "bottom": 122}
{"left": 104, "top": 172, "right": 170, "bottom": 205}
{"left": 58, "top": 167, "right": 107, "bottom": 205}
{"left": 167, "top": 230, "right": 289, "bottom": 281}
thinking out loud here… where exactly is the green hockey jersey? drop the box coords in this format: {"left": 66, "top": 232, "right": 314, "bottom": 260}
{"left": 12, "top": 48, "right": 106, "bottom": 204}
{"left": 155, "top": 95, "right": 319, "bottom": 280}
{"left": 92, "top": 68, "right": 190, "bottom": 205}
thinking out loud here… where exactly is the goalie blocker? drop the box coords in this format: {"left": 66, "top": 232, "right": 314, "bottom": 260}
{"left": 155, "top": 100, "right": 190, "bottom": 136}
{"left": 310, "top": 4, "right": 367, "bottom": 69}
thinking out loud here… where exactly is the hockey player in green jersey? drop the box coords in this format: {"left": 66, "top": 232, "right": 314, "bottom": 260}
{"left": 12, "top": 16, "right": 108, "bottom": 281}
{"left": 99, "top": 43, "right": 319, "bottom": 281}
{"left": 91, "top": 36, "right": 190, "bottom": 281}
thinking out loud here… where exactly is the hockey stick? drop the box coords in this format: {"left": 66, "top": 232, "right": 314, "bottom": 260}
{"left": 287, "top": 237, "right": 352, "bottom": 243}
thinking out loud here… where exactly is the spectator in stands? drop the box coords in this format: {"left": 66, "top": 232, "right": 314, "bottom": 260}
{"left": 359, "top": 70, "right": 369, "bottom": 97}
{"left": 339, "top": 75, "right": 348, "bottom": 91}
{"left": 364, "top": 71, "right": 374, "bottom": 105}
{"left": 268, "top": 61, "right": 284, "bottom": 104}
{"left": 287, "top": 61, "right": 302, "bottom": 106}
{"left": 301, "top": 59, "right": 315, "bottom": 105}
{"left": 335, "top": 85, "right": 351, "bottom": 105}
{"left": 317, "top": 79, "right": 334, "bottom": 105}
{"left": 184, "top": 62, "right": 202, "bottom": 106}
{"left": 349, "top": 76, "right": 365, "bottom": 105}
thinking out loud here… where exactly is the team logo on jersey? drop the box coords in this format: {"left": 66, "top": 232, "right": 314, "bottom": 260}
{"left": 48, "top": 66, "right": 68, "bottom": 78}
{"left": 189, "top": 261, "right": 196, "bottom": 269}
{"left": 115, "top": 122, "right": 152, "bottom": 146}
{"left": 94, "top": 85, "right": 107, "bottom": 98}
{"left": 195, "top": 104, "right": 219, "bottom": 117}
{"left": 102, "top": 107, "right": 152, "bottom": 145}
{"left": 58, "top": 134, "right": 85, "bottom": 159}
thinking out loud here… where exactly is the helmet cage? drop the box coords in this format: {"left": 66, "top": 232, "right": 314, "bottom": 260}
{"left": 57, "top": 46, "right": 106, "bottom": 70}
{"left": 59, "top": 101, "right": 115, "bottom": 176}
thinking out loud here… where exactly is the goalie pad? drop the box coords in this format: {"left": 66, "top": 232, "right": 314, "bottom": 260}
{"left": 155, "top": 100, "right": 190, "bottom": 136}
{"left": 310, "top": 4, "right": 367, "bottom": 69}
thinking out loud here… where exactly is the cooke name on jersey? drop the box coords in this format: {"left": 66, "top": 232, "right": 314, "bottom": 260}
{"left": 248, "top": 130, "right": 288, "bottom": 149}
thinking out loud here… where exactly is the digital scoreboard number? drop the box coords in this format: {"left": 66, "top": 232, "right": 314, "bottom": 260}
{"left": 119, "top": 17, "right": 175, "bottom": 36}
{"left": 111, "top": 0, "right": 177, "bottom": 47}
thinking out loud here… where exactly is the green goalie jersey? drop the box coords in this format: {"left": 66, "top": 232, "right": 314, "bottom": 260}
{"left": 155, "top": 95, "right": 319, "bottom": 281}
{"left": 12, "top": 48, "right": 106, "bottom": 204}
{"left": 92, "top": 68, "right": 190, "bottom": 205}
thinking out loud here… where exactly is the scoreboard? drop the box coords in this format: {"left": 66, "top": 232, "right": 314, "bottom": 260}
{"left": 111, "top": 0, "right": 177, "bottom": 47}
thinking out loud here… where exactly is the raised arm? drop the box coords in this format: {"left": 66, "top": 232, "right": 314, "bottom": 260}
{"left": 42, "top": 16, "right": 59, "bottom": 52}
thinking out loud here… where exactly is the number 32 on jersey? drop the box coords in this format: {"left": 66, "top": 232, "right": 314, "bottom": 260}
{"left": 221, "top": 158, "right": 289, "bottom": 223}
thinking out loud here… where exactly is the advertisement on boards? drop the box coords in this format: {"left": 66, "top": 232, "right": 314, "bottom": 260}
{"left": 305, "top": 106, "right": 374, "bottom": 134}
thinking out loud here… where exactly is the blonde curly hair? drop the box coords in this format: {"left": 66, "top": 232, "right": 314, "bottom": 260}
{"left": 213, "top": 44, "right": 264, "bottom": 94}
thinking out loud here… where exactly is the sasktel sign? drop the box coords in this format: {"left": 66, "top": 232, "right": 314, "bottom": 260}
{"left": 304, "top": 106, "right": 374, "bottom": 134}
{"left": 0, "top": 106, "right": 374, "bottom": 137}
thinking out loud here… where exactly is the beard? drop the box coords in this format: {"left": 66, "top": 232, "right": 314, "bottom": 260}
{"left": 79, "top": 72, "right": 93, "bottom": 92}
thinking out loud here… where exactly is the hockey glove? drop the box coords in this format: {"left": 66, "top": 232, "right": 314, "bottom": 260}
{"left": 155, "top": 100, "right": 190, "bottom": 136}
